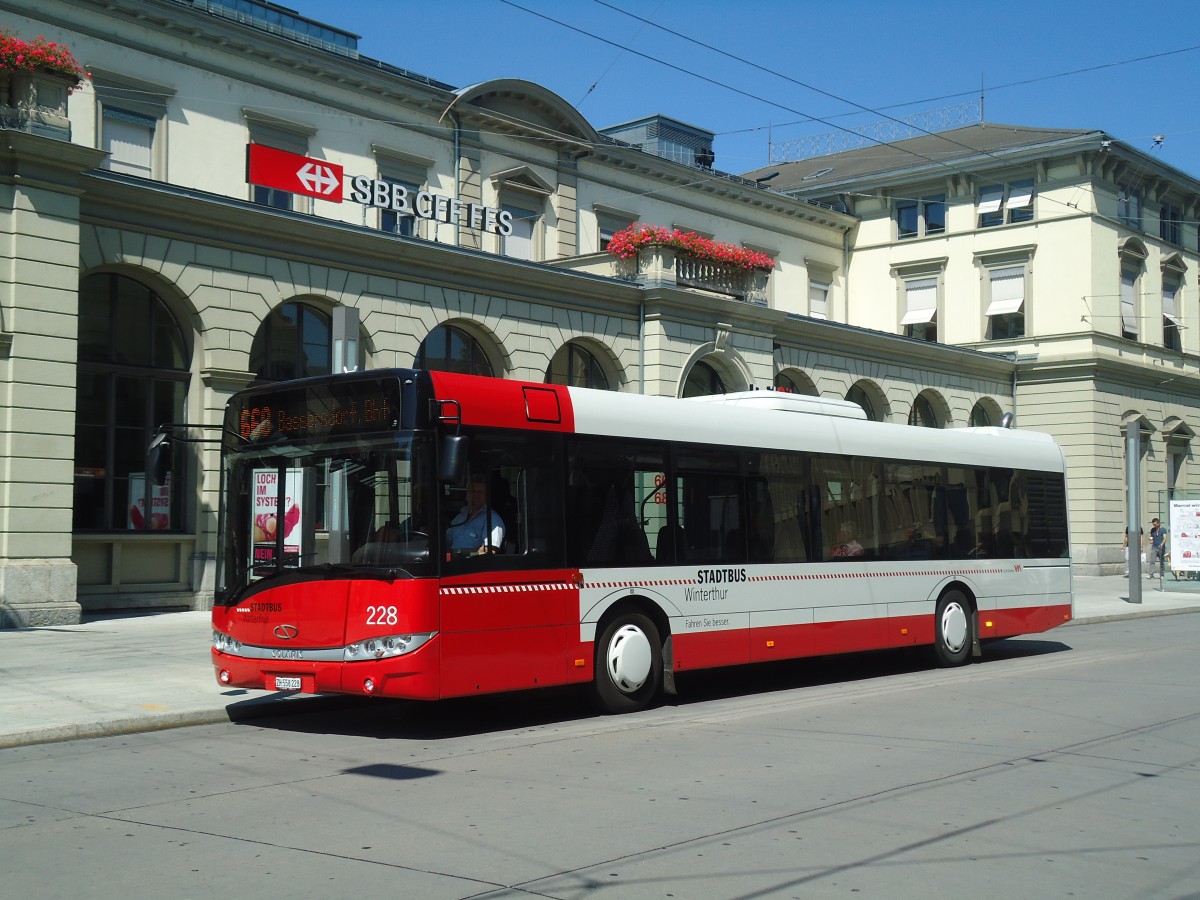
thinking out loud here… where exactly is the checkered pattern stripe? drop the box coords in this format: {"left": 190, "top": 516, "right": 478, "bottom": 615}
{"left": 749, "top": 568, "right": 1006, "bottom": 582}
{"left": 440, "top": 582, "right": 576, "bottom": 595}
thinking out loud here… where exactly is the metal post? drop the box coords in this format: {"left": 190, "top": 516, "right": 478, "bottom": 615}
{"left": 332, "top": 306, "right": 359, "bottom": 374}
{"left": 1127, "top": 420, "right": 1142, "bottom": 604}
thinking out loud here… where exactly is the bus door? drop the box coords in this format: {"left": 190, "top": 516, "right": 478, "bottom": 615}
{"left": 671, "top": 445, "right": 750, "bottom": 668}
{"left": 437, "top": 430, "right": 576, "bottom": 696}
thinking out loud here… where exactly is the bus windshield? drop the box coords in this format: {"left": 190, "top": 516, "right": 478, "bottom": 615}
{"left": 219, "top": 432, "right": 436, "bottom": 598}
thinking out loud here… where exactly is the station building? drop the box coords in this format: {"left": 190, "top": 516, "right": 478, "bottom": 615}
{"left": 748, "top": 124, "right": 1200, "bottom": 575}
{"left": 0, "top": 0, "right": 1182, "bottom": 623}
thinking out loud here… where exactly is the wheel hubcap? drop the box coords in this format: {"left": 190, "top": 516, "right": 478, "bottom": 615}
{"left": 607, "top": 624, "right": 652, "bottom": 693}
{"left": 941, "top": 603, "right": 968, "bottom": 654}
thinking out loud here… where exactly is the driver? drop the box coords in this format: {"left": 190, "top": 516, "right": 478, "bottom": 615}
{"left": 446, "top": 473, "right": 505, "bottom": 555}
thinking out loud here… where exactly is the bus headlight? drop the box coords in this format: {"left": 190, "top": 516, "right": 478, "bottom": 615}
{"left": 343, "top": 632, "right": 434, "bottom": 661}
{"left": 212, "top": 630, "right": 242, "bottom": 655}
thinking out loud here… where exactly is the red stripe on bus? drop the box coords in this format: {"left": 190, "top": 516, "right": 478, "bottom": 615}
{"left": 429, "top": 371, "right": 575, "bottom": 432}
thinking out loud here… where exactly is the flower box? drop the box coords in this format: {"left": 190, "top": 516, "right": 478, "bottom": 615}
{"left": 606, "top": 224, "right": 775, "bottom": 272}
{"left": 0, "top": 33, "right": 88, "bottom": 87}
{"left": 0, "top": 34, "right": 87, "bottom": 139}
{"left": 608, "top": 224, "right": 773, "bottom": 302}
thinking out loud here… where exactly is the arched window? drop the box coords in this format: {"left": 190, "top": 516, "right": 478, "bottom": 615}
{"left": 775, "top": 370, "right": 817, "bottom": 396}
{"left": 250, "top": 302, "right": 331, "bottom": 382}
{"left": 682, "top": 360, "right": 726, "bottom": 397}
{"left": 775, "top": 372, "right": 801, "bottom": 393}
{"left": 845, "top": 384, "right": 877, "bottom": 421}
{"left": 415, "top": 323, "right": 494, "bottom": 376}
{"left": 74, "top": 273, "right": 189, "bottom": 531}
{"left": 908, "top": 394, "right": 940, "bottom": 428}
{"left": 969, "top": 402, "right": 993, "bottom": 427}
{"left": 545, "top": 342, "right": 611, "bottom": 390}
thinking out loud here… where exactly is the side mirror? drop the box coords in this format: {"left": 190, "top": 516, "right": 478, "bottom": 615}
{"left": 148, "top": 433, "right": 173, "bottom": 486}
{"left": 438, "top": 434, "right": 468, "bottom": 485}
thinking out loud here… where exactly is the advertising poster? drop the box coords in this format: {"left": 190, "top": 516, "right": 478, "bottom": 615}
{"left": 252, "top": 468, "right": 306, "bottom": 568}
{"left": 1168, "top": 499, "right": 1200, "bottom": 572}
{"left": 128, "top": 473, "right": 171, "bottom": 530}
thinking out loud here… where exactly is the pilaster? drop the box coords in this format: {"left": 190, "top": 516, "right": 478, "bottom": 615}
{"left": 0, "top": 129, "right": 104, "bottom": 626}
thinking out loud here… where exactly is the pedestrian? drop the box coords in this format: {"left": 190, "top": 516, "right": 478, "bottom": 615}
{"left": 1148, "top": 518, "right": 1166, "bottom": 579}
{"left": 1123, "top": 525, "right": 1144, "bottom": 576}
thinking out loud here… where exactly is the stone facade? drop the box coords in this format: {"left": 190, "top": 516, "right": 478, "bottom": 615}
{"left": 0, "top": 0, "right": 1024, "bottom": 623}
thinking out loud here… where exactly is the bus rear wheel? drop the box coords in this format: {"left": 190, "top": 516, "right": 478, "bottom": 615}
{"left": 933, "top": 589, "right": 973, "bottom": 667}
{"left": 592, "top": 612, "right": 662, "bottom": 714}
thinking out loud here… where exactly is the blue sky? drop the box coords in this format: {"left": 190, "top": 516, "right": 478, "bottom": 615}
{"left": 291, "top": 0, "right": 1200, "bottom": 179}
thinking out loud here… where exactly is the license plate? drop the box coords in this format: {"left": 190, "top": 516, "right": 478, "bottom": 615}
{"left": 274, "top": 676, "right": 302, "bottom": 691}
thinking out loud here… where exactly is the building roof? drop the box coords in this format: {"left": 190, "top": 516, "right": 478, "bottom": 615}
{"left": 742, "top": 123, "right": 1104, "bottom": 195}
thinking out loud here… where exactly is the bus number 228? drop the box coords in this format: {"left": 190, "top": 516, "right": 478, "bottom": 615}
{"left": 366, "top": 606, "right": 398, "bottom": 625}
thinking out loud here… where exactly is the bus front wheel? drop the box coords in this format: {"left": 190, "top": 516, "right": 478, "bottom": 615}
{"left": 933, "top": 590, "right": 973, "bottom": 667}
{"left": 592, "top": 612, "right": 662, "bottom": 714}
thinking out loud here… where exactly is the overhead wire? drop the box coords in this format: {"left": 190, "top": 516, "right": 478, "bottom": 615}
{"left": 88, "top": 6, "right": 1200, "bottom": 220}
{"left": 501, "top": 0, "right": 1197, "bottom": 226}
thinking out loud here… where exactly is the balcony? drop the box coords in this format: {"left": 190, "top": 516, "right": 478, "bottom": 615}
{"left": 552, "top": 244, "right": 772, "bottom": 305}
{"left": 626, "top": 245, "right": 769, "bottom": 305}
{"left": 0, "top": 70, "right": 73, "bottom": 141}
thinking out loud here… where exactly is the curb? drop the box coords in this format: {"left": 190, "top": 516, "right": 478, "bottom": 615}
{"left": 0, "top": 694, "right": 359, "bottom": 751}
{"left": 1067, "top": 604, "right": 1200, "bottom": 627}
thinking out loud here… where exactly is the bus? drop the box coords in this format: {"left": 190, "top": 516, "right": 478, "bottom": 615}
{"left": 207, "top": 369, "right": 1071, "bottom": 714}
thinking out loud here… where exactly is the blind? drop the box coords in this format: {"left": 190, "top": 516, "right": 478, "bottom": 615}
{"left": 1120, "top": 270, "right": 1139, "bottom": 334}
{"left": 248, "top": 123, "right": 307, "bottom": 156}
{"left": 986, "top": 266, "right": 1025, "bottom": 316}
{"left": 503, "top": 205, "right": 536, "bottom": 260}
{"left": 977, "top": 187, "right": 1004, "bottom": 215}
{"left": 102, "top": 113, "right": 153, "bottom": 177}
{"left": 808, "top": 280, "right": 829, "bottom": 319}
{"left": 900, "top": 277, "right": 937, "bottom": 325}
{"left": 1005, "top": 182, "right": 1034, "bottom": 210}
{"left": 1163, "top": 281, "right": 1179, "bottom": 318}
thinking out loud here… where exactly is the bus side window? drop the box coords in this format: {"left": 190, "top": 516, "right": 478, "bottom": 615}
{"left": 754, "top": 451, "right": 810, "bottom": 563}
{"left": 814, "top": 454, "right": 879, "bottom": 561}
{"left": 566, "top": 437, "right": 663, "bottom": 568}
{"left": 675, "top": 473, "right": 746, "bottom": 565}
{"left": 489, "top": 470, "right": 517, "bottom": 552}
{"left": 1021, "top": 471, "right": 1068, "bottom": 558}
{"left": 746, "top": 477, "right": 775, "bottom": 563}
{"left": 443, "top": 432, "right": 564, "bottom": 569}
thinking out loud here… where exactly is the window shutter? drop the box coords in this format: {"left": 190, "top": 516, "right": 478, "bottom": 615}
{"left": 1120, "top": 270, "right": 1139, "bottom": 334}
{"left": 103, "top": 111, "right": 154, "bottom": 177}
{"left": 985, "top": 266, "right": 1025, "bottom": 316}
{"left": 900, "top": 277, "right": 937, "bottom": 325}
{"left": 1005, "top": 182, "right": 1034, "bottom": 210}
{"left": 808, "top": 280, "right": 829, "bottom": 319}
{"left": 977, "top": 187, "right": 1004, "bottom": 215}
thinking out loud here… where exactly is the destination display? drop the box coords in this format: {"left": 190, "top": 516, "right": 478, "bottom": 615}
{"left": 230, "top": 377, "right": 401, "bottom": 445}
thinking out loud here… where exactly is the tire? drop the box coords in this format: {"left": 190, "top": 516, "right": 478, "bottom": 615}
{"left": 591, "top": 611, "right": 662, "bottom": 714}
{"left": 932, "top": 589, "right": 973, "bottom": 667}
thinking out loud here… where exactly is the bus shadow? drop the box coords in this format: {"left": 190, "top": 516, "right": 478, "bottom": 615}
{"left": 235, "top": 637, "right": 1072, "bottom": 741}
{"left": 230, "top": 686, "right": 594, "bottom": 741}
{"left": 670, "top": 637, "right": 1072, "bottom": 708}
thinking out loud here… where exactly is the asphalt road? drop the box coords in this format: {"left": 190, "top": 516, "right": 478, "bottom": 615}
{"left": 3, "top": 615, "right": 1199, "bottom": 899}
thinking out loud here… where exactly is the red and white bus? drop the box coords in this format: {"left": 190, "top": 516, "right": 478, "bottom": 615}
{"left": 210, "top": 369, "right": 1071, "bottom": 713}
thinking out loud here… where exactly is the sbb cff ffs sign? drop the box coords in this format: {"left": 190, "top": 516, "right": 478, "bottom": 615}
{"left": 247, "top": 144, "right": 343, "bottom": 201}
{"left": 245, "top": 144, "right": 512, "bottom": 234}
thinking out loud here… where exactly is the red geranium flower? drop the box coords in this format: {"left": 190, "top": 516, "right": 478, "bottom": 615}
{"left": 0, "top": 33, "right": 89, "bottom": 91}
{"left": 607, "top": 224, "right": 775, "bottom": 272}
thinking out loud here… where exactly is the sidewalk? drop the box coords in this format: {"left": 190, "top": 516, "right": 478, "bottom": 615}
{"left": 2, "top": 575, "right": 1197, "bottom": 750}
